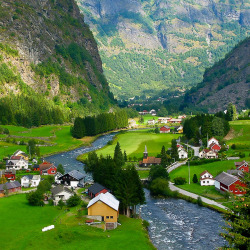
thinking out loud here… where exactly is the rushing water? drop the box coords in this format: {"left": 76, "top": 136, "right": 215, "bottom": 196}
{"left": 45, "top": 132, "right": 227, "bottom": 250}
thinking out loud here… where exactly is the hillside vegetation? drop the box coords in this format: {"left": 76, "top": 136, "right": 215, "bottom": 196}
{"left": 0, "top": 0, "right": 116, "bottom": 127}
{"left": 77, "top": 0, "right": 249, "bottom": 99}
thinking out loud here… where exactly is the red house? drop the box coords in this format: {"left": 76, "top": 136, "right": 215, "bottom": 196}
{"left": 39, "top": 162, "right": 57, "bottom": 175}
{"left": 0, "top": 169, "right": 16, "bottom": 181}
{"left": 88, "top": 183, "right": 109, "bottom": 198}
{"left": 234, "top": 161, "right": 249, "bottom": 173}
{"left": 214, "top": 172, "right": 246, "bottom": 195}
{"left": 210, "top": 143, "right": 221, "bottom": 152}
{"left": 33, "top": 164, "right": 40, "bottom": 171}
{"left": 160, "top": 126, "right": 170, "bottom": 133}
{"left": 0, "top": 181, "right": 21, "bottom": 195}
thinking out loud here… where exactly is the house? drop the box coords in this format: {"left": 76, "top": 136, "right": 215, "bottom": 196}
{"left": 58, "top": 170, "right": 85, "bottom": 188}
{"left": 0, "top": 169, "right": 16, "bottom": 181}
{"left": 139, "top": 145, "right": 161, "bottom": 167}
{"left": 234, "top": 161, "right": 249, "bottom": 173}
{"left": 177, "top": 126, "right": 183, "bottom": 134}
{"left": 158, "top": 117, "right": 171, "bottom": 124}
{"left": 207, "top": 137, "right": 220, "bottom": 148}
{"left": 54, "top": 172, "right": 63, "bottom": 184}
{"left": 87, "top": 192, "right": 119, "bottom": 229}
{"left": 39, "top": 162, "right": 57, "bottom": 175}
{"left": 210, "top": 143, "right": 221, "bottom": 152}
{"left": 0, "top": 181, "right": 21, "bottom": 195}
{"left": 200, "top": 171, "right": 214, "bottom": 186}
{"left": 160, "top": 125, "right": 170, "bottom": 133}
{"left": 227, "top": 170, "right": 244, "bottom": 179}
{"left": 199, "top": 149, "right": 218, "bottom": 159}
{"left": 21, "top": 175, "right": 41, "bottom": 187}
{"left": 169, "top": 118, "right": 182, "bottom": 124}
{"left": 88, "top": 183, "right": 109, "bottom": 198}
{"left": 128, "top": 119, "right": 137, "bottom": 128}
{"left": 51, "top": 185, "right": 74, "bottom": 205}
{"left": 147, "top": 119, "right": 155, "bottom": 125}
{"left": 139, "top": 110, "right": 149, "bottom": 115}
{"left": 214, "top": 172, "right": 246, "bottom": 195}
{"left": 178, "top": 115, "right": 186, "bottom": 119}
{"left": 178, "top": 148, "right": 188, "bottom": 159}
{"left": 6, "top": 156, "right": 28, "bottom": 170}
{"left": 33, "top": 165, "right": 40, "bottom": 171}
{"left": 12, "top": 150, "right": 29, "bottom": 161}
{"left": 149, "top": 109, "right": 157, "bottom": 116}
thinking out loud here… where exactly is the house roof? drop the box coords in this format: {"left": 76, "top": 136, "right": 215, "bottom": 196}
{"left": 39, "top": 162, "right": 55, "bottom": 171}
{"left": 142, "top": 157, "right": 161, "bottom": 164}
{"left": 234, "top": 160, "right": 248, "bottom": 167}
{"left": 200, "top": 170, "right": 213, "bottom": 177}
{"left": 10, "top": 156, "right": 22, "bottom": 160}
{"left": 210, "top": 143, "right": 221, "bottom": 149}
{"left": 87, "top": 192, "right": 119, "bottom": 211}
{"left": 51, "top": 185, "right": 73, "bottom": 196}
{"left": 33, "top": 164, "right": 39, "bottom": 169}
{"left": 67, "top": 170, "right": 85, "bottom": 180}
{"left": 0, "top": 181, "right": 21, "bottom": 191}
{"left": 214, "top": 172, "right": 239, "bottom": 186}
{"left": 0, "top": 169, "right": 16, "bottom": 175}
{"left": 208, "top": 137, "right": 219, "bottom": 142}
{"left": 22, "top": 175, "right": 34, "bottom": 180}
{"left": 160, "top": 126, "right": 170, "bottom": 130}
{"left": 88, "top": 183, "right": 108, "bottom": 195}
{"left": 227, "top": 170, "right": 244, "bottom": 178}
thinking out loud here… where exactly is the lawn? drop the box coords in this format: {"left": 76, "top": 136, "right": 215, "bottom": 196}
{"left": 0, "top": 195, "right": 154, "bottom": 250}
{"left": 0, "top": 125, "right": 93, "bottom": 159}
{"left": 78, "top": 130, "right": 179, "bottom": 160}
{"left": 137, "top": 170, "right": 150, "bottom": 179}
{"left": 169, "top": 160, "right": 238, "bottom": 200}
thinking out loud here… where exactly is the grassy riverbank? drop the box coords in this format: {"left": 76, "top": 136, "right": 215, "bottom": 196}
{"left": 77, "top": 129, "right": 179, "bottom": 161}
{"left": 0, "top": 125, "right": 98, "bottom": 159}
{"left": 0, "top": 194, "right": 155, "bottom": 250}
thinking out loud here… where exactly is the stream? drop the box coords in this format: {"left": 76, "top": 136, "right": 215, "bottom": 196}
{"left": 45, "top": 132, "right": 227, "bottom": 249}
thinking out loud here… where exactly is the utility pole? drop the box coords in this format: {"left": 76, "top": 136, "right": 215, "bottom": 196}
{"left": 188, "top": 160, "right": 190, "bottom": 185}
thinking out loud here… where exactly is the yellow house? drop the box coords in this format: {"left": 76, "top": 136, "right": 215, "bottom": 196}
{"left": 13, "top": 150, "right": 29, "bottom": 161}
{"left": 87, "top": 192, "right": 119, "bottom": 227}
{"left": 177, "top": 126, "right": 183, "bottom": 134}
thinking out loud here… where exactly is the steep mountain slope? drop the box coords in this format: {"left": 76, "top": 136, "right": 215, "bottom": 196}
{"left": 77, "top": 0, "right": 249, "bottom": 99}
{"left": 182, "top": 37, "right": 250, "bottom": 112}
{"left": 0, "top": 0, "right": 115, "bottom": 126}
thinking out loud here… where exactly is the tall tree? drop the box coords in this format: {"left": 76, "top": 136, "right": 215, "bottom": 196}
{"left": 171, "top": 139, "right": 179, "bottom": 162}
{"left": 226, "top": 103, "right": 237, "bottom": 121}
{"left": 114, "top": 142, "right": 124, "bottom": 167}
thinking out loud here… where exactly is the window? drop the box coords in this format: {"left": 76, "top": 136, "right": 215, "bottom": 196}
{"left": 110, "top": 216, "right": 113, "bottom": 219}
{"left": 207, "top": 181, "right": 209, "bottom": 183}
{"left": 203, "top": 181, "right": 205, "bottom": 183}
{"left": 106, "top": 216, "right": 109, "bottom": 219}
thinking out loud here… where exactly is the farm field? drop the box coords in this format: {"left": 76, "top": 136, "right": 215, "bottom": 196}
{"left": 0, "top": 125, "right": 93, "bottom": 159}
{"left": 78, "top": 129, "right": 179, "bottom": 161}
{"left": 0, "top": 194, "right": 154, "bottom": 250}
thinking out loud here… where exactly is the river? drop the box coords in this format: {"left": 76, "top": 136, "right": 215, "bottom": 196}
{"left": 45, "top": 132, "right": 227, "bottom": 250}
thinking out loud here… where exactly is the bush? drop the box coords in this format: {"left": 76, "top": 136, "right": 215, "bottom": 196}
{"left": 149, "top": 177, "right": 170, "bottom": 197}
{"left": 67, "top": 194, "right": 81, "bottom": 207}
{"left": 231, "top": 144, "right": 236, "bottom": 150}
{"left": 174, "top": 177, "right": 187, "bottom": 185}
{"left": 197, "top": 196, "right": 203, "bottom": 206}
{"left": 192, "top": 174, "right": 198, "bottom": 183}
{"left": 239, "top": 152, "right": 245, "bottom": 158}
{"left": 142, "top": 220, "right": 150, "bottom": 229}
{"left": 26, "top": 191, "right": 44, "bottom": 206}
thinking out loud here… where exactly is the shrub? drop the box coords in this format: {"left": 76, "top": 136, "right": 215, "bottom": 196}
{"left": 197, "top": 196, "right": 203, "bottom": 206}
{"left": 239, "top": 152, "right": 245, "bottom": 158}
{"left": 231, "top": 144, "right": 236, "bottom": 150}
{"left": 192, "top": 174, "right": 198, "bottom": 183}
{"left": 142, "top": 220, "right": 150, "bottom": 230}
{"left": 67, "top": 194, "right": 81, "bottom": 207}
{"left": 174, "top": 177, "right": 187, "bottom": 185}
{"left": 26, "top": 190, "right": 44, "bottom": 206}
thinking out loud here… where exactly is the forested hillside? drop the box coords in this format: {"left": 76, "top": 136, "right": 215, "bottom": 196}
{"left": 77, "top": 0, "right": 249, "bottom": 99}
{"left": 182, "top": 37, "right": 250, "bottom": 113}
{"left": 0, "top": 0, "right": 116, "bottom": 127}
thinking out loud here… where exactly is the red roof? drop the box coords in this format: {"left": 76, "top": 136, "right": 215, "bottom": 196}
{"left": 160, "top": 126, "right": 170, "bottom": 131}
{"left": 210, "top": 143, "right": 221, "bottom": 150}
{"left": 234, "top": 161, "right": 248, "bottom": 167}
{"left": 200, "top": 170, "right": 212, "bottom": 177}
{"left": 10, "top": 156, "right": 22, "bottom": 160}
{"left": 142, "top": 157, "right": 161, "bottom": 164}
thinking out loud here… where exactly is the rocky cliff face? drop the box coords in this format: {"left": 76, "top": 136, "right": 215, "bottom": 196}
{"left": 0, "top": 0, "right": 114, "bottom": 114}
{"left": 184, "top": 37, "right": 250, "bottom": 112}
{"left": 77, "top": 0, "right": 249, "bottom": 99}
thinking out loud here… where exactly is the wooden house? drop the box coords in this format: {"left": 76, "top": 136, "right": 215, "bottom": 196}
{"left": 234, "top": 161, "right": 249, "bottom": 173}
{"left": 0, "top": 169, "right": 16, "bottom": 181}
{"left": 58, "top": 170, "right": 85, "bottom": 188}
{"left": 160, "top": 125, "right": 170, "bottom": 133}
{"left": 0, "top": 181, "right": 21, "bottom": 195}
{"left": 87, "top": 192, "right": 119, "bottom": 229}
{"left": 39, "top": 162, "right": 57, "bottom": 175}
{"left": 200, "top": 170, "right": 214, "bottom": 186}
{"left": 88, "top": 183, "right": 109, "bottom": 198}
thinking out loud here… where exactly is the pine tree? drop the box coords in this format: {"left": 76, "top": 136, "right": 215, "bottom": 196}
{"left": 114, "top": 142, "right": 124, "bottom": 167}
{"left": 161, "top": 146, "right": 169, "bottom": 167}
{"left": 192, "top": 174, "right": 198, "bottom": 183}
{"left": 124, "top": 150, "right": 127, "bottom": 162}
{"left": 171, "top": 139, "right": 179, "bottom": 162}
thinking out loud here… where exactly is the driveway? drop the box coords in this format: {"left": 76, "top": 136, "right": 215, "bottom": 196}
{"left": 185, "top": 144, "right": 200, "bottom": 157}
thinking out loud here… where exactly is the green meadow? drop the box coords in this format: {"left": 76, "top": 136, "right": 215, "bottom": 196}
{"left": 78, "top": 129, "right": 179, "bottom": 161}
{"left": 0, "top": 125, "right": 94, "bottom": 159}
{"left": 0, "top": 194, "right": 154, "bottom": 250}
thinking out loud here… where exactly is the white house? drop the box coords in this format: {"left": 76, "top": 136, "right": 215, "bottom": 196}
{"left": 178, "top": 148, "right": 188, "bottom": 159}
{"left": 51, "top": 185, "right": 74, "bottom": 205}
{"left": 199, "top": 149, "right": 218, "bottom": 159}
{"left": 21, "top": 175, "right": 41, "bottom": 187}
{"left": 147, "top": 119, "right": 155, "bottom": 125}
{"left": 200, "top": 171, "right": 214, "bottom": 186}
{"left": 207, "top": 137, "right": 220, "bottom": 148}
{"left": 6, "top": 156, "right": 28, "bottom": 170}
{"left": 158, "top": 117, "right": 171, "bottom": 124}
{"left": 58, "top": 170, "right": 85, "bottom": 188}
{"left": 54, "top": 172, "right": 63, "bottom": 185}
{"left": 149, "top": 109, "right": 157, "bottom": 116}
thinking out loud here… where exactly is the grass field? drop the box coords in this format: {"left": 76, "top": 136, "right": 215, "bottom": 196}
{"left": 78, "top": 129, "right": 179, "bottom": 161}
{"left": 0, "top": 195, "right": 154, "bottom": 250}
{"left": 0, "top": 125, "right": 94, "bottom": 159}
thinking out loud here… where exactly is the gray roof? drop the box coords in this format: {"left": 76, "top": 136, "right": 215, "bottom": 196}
{"left": 22, "top": 175, "right": 34, "bottom": 180}
{"left": 0, "top": 181, "right": 21, "bottom": 191}
{"left": 0, "top": 169, "right": 16, "bottom": 176}
{"left": 227, "top": 170, "right": 244, "bottom": 178}
{"left": 88, "top": 183, "right": 108, "bottom": 195}
{"left": 215, "top": 172, "right": 238, "bottom": 186}
{"left": 51, "top": 185, "right": 74, "bottom": 196}
{"left": 67, "top": 170, "right": 85, "bottom": 180}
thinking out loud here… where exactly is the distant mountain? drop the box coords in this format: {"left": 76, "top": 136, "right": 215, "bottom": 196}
{"left": 0, "top": 0, "right": 115, "bottom": 126}
{"left": 182, "top": 37, "right": 250, "bottom": 113}
{"left": 77, "top": 0, "right": 249, "bottom": 99}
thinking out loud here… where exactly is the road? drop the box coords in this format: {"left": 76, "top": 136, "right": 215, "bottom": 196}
{"left": 185, "top": 143, "right": 200, "bottom": 157}
{"left": 169, "top": 182, "right": 227, "bottom": 210}
{"left": 167, "top": 160, "right": 187, "bottom": 173}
